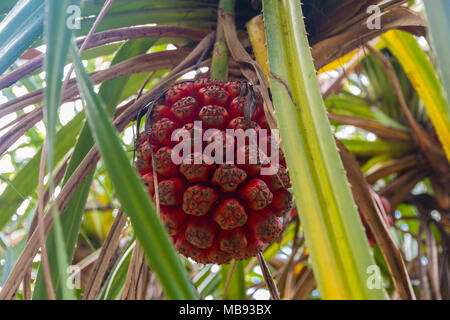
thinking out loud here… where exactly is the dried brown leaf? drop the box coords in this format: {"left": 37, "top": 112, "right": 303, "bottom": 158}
{"left": 0, "top": 26, "right": 211, "bottom": 90}
{"left": 0, "top": 49, "right": 191, "bottom": 157}
{"left": 312, "top": 7, "right": 427, "bottom": 69}
{"left": 122, "top": 243, "right": 148, "bottom": 300}
{"left": 336, "top": 139, "right": 416, "bottom": 300}
{"left": 257, "top": 252, "right": 280, "bottom": 300}
{"left": 83, "top": 210, "right": 127, "bottom": 300}
{"left": 366, "top": 154, "right": 424, "bottom": 184}
{"left": 291, "top": 267, "right": 316, "bottom": 300}
{"left": 328, "top": 111, "right": 412, "bottom": 142}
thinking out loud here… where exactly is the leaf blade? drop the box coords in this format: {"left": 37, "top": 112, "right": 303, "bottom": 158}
{"left": 33, "top": 37, "right": 156, "bottom": 300}
{"left": 263, "top": 0, "right": 385, "bottom": 299}
{"left": 41, "top": 0, "right": 78, "bottom": 300}
{"left": 382, "top": 30, "right": 450, "bottom": 162}
{"left": 0, "top": 0, "right": 44, "bottom": 74}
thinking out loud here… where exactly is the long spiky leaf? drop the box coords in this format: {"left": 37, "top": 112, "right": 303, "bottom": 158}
{"left": 263, "top": 0, "right": 386, "bottom": 299}
{"left": 70, "top": 40, "right": 198, "bottom": 300}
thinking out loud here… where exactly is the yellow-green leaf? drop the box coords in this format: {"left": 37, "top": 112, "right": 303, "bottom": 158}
{"left": 382, "top": 30, "right": 450, "bottom": 163}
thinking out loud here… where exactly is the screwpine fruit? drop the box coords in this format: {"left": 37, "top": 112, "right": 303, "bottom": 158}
{"left": 135, "top": 79, "right": 292, "bottom": 264}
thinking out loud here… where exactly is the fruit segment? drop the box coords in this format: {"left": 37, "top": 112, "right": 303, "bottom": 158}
{"left": 270, "top": 189, "right": 293, "bottom": 217}
{"left": 213, "top": 198, "right": 247, "bottom": 230}
{"left": 211, "top": 163, "right": 247, "bottom": 192}
{"left": 248, "top": 209, "right": 282, "bottom": 243}
{"left": 238, "top": 178, "right": 273, "bottom": 211}
{"left": 185, "top": 216, "right": 216, "bottom": 249}
{"left": 182, "top": 185, "right": 219, "bottom": 216}
{"left": 218, "top": 228, "right": 247, "bottom": 253}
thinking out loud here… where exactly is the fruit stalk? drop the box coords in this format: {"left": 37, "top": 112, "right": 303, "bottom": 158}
{"left": 210, "top": 0, "right": 236, "bottom": 81}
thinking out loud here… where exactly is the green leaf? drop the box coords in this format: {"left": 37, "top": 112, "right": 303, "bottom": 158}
{"left": 0, "top": 111, "right": 84, "bottom": 231}
{"left": 360, "top": 154, "right": 392, "bottom": 174}
{"left": 198, "top": 272, "right": 221, "bottom": 297}
{"left": 326, "top": 92, "right": 408, "bottom": 131}
{"left": 74, "top": 8, "right": 215, "bottom": 37}
{"left": 340, "top": 138, "right": 414, "bottom": 157}
{"left": 361, "top": 54, "right": 400, "bottom": 119}
{"left": 98, "top": 38, "right": 157, "bottom": 107}
{"left": 79, "top": 0, "right": 217, "bottom": 18}
{"left": 33, "top": 38, "right": 156, "bottom": 299}
{"left": 119, "top": 69, "right": 168, "bottom": 102}
{"left": 1, "top": 235, "right": 26, "bottom": 285}
{"left": 100, "top": 240, "right": 134, "bottom": 300}
{"left": 0, "top": 0, "right": 18, "bottom": 16}
{"left": 70, "top": 40, "right": 197, "bottom": 300}
{"left": 221, "top": 261, "right": 246, "bottom": 300}
{"left": 80, "top": 43, "right": 122, "bottom": 61}
{"left": 382, "top": 30, "right": 450, "bottom": 162}
{"left": 41, "top": 0, "right": 77, "bottom": 300}
{"left": 26, "top": 1, "right": 217, "bottom": 49}
{"left": 194, "top": 265, "right": 221, "bottom": 298}
{"left": 424, "top": 1, "right": 450, "bottom": 104}
{"left": 0, "top": 0, "right": 44, "bottom": 74}
{"left": 263, "top": 0, "right": 385, "bottom": 299}
{"left": 43, "top": 0, "right": 76, "bottom": 172}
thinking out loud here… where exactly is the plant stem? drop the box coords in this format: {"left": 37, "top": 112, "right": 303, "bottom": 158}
{"left": 263, "top": 0, "right": 386, "bottom": 299}
{"left": 218, "top": 0, "right": 235, "bottom": 15}
{"left": 210, "top": 0, "right": 235, "bottom": 81}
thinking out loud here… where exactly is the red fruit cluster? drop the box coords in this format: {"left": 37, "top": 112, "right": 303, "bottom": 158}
{"left": 135, "top": 79, "right": 292, "bottom": 264}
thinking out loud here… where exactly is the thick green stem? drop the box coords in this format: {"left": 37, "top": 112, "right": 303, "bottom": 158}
{"left": 263, "top": 0, "right": 386, "bottom": 299}
{"left": 218, "top": 0, "right": 235, "bottom": 15}
{"left": 210, "top": 0, "right": 235, "bottom": 81}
